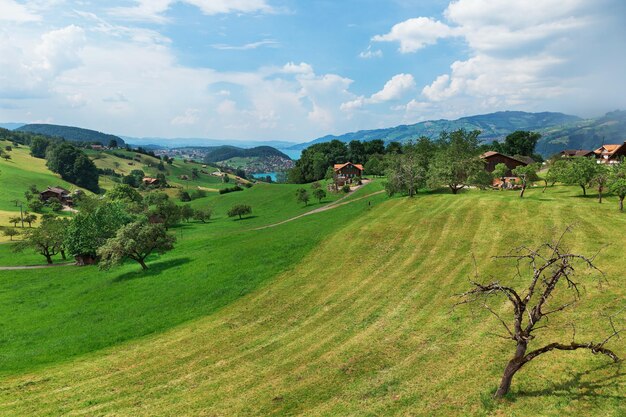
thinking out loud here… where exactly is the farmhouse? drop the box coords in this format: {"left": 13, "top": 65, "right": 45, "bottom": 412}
{"left": 334, "top": 162, "right": 364, "bottom": 186}
{"left": 594, "top": 142, "right": 626, "bottom": 163}
{"left": 142, "top": 177, "right": 160, "bottom": 186}
{"left": 480, "top": 151, "right": 529, "bottom": 187}
{"left": 40, "top": 186, "right": 73, "bottom": 206}
{"left": 560, "top": 149, "right": 594, "bottom": 158}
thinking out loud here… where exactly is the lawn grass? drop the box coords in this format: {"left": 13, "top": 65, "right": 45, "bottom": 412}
{"left": 0, "top": 185, "right": 623, "bottom": 416}
{"left": 0, "top": 179, "right": 385, "bottom": 375}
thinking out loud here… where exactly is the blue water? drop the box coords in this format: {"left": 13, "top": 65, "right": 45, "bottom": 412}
{"left": 252, "top": 172, "right": 278, "bottom": 182}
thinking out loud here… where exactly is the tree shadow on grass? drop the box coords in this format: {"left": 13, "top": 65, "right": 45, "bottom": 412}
{"left": 112, "top": 257, "right": 191, "bottom": 283}
{"left": 509, "top": 362, "right": 625, "bottom": 402}
{"left": 233, "top": 215, "right": 258, "bottom": 221}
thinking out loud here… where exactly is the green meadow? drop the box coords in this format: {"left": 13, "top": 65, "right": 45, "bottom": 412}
{"left": 0, "top": 145, "right": 623, "bottom": 416}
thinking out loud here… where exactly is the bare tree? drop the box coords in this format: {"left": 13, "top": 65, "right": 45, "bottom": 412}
{"left": 457, "top": 227, "right": 622, "bottom": 398}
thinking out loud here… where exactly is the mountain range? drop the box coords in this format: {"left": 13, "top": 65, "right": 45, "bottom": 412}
{"left": 3, "top": 110, "right": 625, "bottom": 158}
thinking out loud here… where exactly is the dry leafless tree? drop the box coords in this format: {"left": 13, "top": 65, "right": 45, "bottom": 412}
{"left": 457, "top": 227, "right": 622, "bottom": 398}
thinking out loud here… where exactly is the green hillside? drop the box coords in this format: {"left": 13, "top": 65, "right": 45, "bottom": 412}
{"left": 0, "top": 181, "right": 623, "bottom": 416}
{"left": 537, "top": 110, "right": 626, "bottom": 156}
{"left": 16, "top": 124, "right": 125, "bottom": 146}
{"left": 204, "top": 145, "right": 291, "bottom": 163}
{"left": 292, "top": 111, "right": 581, "bottom": 150}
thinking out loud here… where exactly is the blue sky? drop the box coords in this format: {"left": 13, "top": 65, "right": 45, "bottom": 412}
{"left": 0, "top": 0, "right": 625, "bottom": 142}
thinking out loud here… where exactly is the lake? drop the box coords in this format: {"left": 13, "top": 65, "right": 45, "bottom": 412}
{"left": 252, "top": 172, "right": 279, "bottom": 182}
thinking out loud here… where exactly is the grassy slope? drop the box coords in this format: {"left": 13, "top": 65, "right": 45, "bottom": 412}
{"left": 0, "top": 186, "right": 624, "bottom": 416}
{"left": 0, "top": 180, "right": 374, "bottom": 372}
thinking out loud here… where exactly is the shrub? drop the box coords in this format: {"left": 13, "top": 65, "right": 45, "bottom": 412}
{"left": 219, "top": 185, "right": 243, "bottom": 195}
{"left": 342, "top": 184, "right": 351, "bottom": 193}
{"left": 227, "top": 204, "right": 252, "bottom": 220}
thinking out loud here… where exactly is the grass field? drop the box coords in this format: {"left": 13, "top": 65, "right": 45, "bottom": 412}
{"left": 0, "top": 183, "right": 624, "bottom": 416}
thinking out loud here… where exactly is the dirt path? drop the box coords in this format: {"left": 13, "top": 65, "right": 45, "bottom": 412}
{"left": 0, "top": 262, "right": 75, "bottom": 271}
{"left": 253, "top": 188, "right": 385, "bottom": 231}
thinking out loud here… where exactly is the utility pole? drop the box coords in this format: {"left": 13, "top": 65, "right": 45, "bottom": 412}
{"left": 18, "top": 201, "right": 24, "bottom": 228}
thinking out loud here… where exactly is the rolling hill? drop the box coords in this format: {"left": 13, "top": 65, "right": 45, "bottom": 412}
{"left": 16, "top": 124, "right": 125, "bottom": 146}
{"left": 203, "top": 145, "right": 291, "bottom": 163}
{"left": 0, "top": 183, "right": 623, "bottom": 416}
{"left": 290, "top": 111, "right": 582, "bottom": 150}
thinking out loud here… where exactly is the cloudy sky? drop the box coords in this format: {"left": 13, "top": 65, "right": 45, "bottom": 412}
{"left": 1, "top": 0, "right": 625, "bottom": 141}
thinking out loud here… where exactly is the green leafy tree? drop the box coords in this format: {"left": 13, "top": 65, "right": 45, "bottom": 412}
{"left": 608, "top": 164, "right": 626, "bottom": 211}
{"left": 14, "top": 217, "right": 65, "bottom": 264}
{"left": 180, "top": 204, "right": 194, "bottom": 222}
{"left": 46, "top": 143, "right": 99, "bottom": 191}
{"left": 543, "top": 159, "right": 568, "bottom": 192}
{"left": 29, "top": 137, "right": 51, "bottom": 158}
{"left": 97, "top": 221, "right": 176, "bottom": 271}
{"left": 561, "top": 156, "right": 598, "bottom": 196}
{"left": 23, "top": 213, "right": 37, "bottom": 227}
{"left": 65, "top": 201, "right": 133, "bottom": 260}
{"left": 592, "top": 164, "right": 610, "bottom": 203}
{"left": 512, "top": 163, "right": 540, "bottom": 198}
{"left": 227, "top": 204, "right": 252, "bottom": 220}
{"left": 296, "top": 188, "right": 310, "bottom": 206}
{"left": 428, "top": 129, "right": 484, "bottom": 194}
{"left": 150, "top": 200, "right": 182, "bottom": 230}
{"left": 108, "top": 184, "right": 143, "bottom": 204}
{"left": 193, "top": 208, "right": 212, "bottom": 223}
{"left": 493, "top": 163, "right": 509, "bottom": 188}
{"left": 313, "top": 188, "right": 326, "bottom": 203}
{"left": 500, "top": 131, "right": 541, "bottom": 157}
{"left": 178, "top": 189, "right": 192, "bottom": 202}
{"left": 3, "top": 227, "right": 19, "bottom": 241}
{"left": 9, "top": 216, "right": 21, "bottom": 228}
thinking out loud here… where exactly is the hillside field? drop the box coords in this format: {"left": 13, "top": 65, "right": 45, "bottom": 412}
{"left": 0, "top": 175, "right": 624, "bottom": 415}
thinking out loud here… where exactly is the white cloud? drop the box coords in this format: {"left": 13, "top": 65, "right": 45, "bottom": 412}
{"left": 171, "top": 108, "right": 200, "bottom": 125}
{"left": 280, "top": 62, "right": 314, "bottom": 75}
{"left": 211, "top": 39, "right": 279, "bottom": 50}
{"left": 372, "top": 17, "right": 455, "bottom": 53}
{"left": 359, "top": 46, "right": 382, "bottom": 59}
{"left": 0, "top": 0, "right": 41, "bottom": 22}
{"left": 341, "top": 73, "right": 415, "bottom": 111}
{"left": 109, "top": 0, "right": 273, "bottom": 22}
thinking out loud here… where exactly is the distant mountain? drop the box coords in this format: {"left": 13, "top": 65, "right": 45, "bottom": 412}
{"left": 536, "top": 110, "right": 626, "bottom": 156}
{"left": 0, "top": 123, "right": 25, "bottom": 130}
{"left": 16, "top": 124, "right": 125, "bottom": 146}
{"left": 124, "top": 136, "right": 296, "bottom": 149}
{"left": 204, "top": 145, "right": 291, "bottom": 163}
{"left": 290, "top": 111, "right": 582, "bottom": 150}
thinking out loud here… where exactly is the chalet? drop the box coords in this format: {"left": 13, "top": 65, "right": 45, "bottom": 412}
{"left": 40, "top": 186, "right": 73, "bottom": 206}
{"left": 90, "top": 144, "right": 105, "bottom": 151}
{"left": 142, "top": 177, "right": 159, "bottom": 186}
{"left": 334, "top": 162, "right": 364, "bottom": 187}
{"left": 480, "top": 151, "right": 529, "bottom": 187}
{"left": 594, "top": 142, "right": 626, "bottom": 164}
{"left": 560, "top": 149, "right": 594, "bottom": 158}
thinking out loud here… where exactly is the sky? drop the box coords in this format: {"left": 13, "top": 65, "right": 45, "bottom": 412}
{"left": 0, "top": 0, "right": 625, "bottom": 142}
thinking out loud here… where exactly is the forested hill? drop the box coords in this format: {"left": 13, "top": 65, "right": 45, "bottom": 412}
{"left": 16, "top": 124, "right": 125, "bottom": 146}
{"left": 290, "top": 111, "right": 581, "bottom": 150}
{"left": 537, "top": 110, "right": 626, "bottom": 156}
{"left": 203, "top": 145, "right": 291, "bottom": 163}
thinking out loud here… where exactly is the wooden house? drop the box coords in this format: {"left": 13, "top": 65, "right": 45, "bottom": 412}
{"left": 40, "top": 186, "right": 73, "bottom": 206}
{"left": 333, "top": 162, "right": 364, "bottom": 187}
{"left": 594, "top": 142, "right": 626, "bottom": 163}
{"left": 480, "top": 151, "right": 529, "bottom": 187}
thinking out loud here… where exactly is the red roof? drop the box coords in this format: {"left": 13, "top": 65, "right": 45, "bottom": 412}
{"left": 334, "top": 162, "right": 364, "bottom": 172}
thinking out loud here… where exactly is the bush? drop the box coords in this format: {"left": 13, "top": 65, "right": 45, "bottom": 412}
{"left": 190, "top": 189, "right": 207, "bottom": 200}
{"left": 342, "top": 184, "right": 351, "bottom": 193}
{"left": 219, "top": 185, "right": 243, "bottom": 195}
{"left": 178, "top": 190, "right": 192, "bottom": 202}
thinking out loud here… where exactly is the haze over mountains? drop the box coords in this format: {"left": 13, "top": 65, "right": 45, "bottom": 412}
{"left": 3, "top": 110, "right": 625, "bottom": 158}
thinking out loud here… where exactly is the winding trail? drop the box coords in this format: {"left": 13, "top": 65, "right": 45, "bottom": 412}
{"left": 0, "top": 262, "right": 75, "bottom": 271}
{"left": 253, "top": 188, "right": 385, "bottom": 231}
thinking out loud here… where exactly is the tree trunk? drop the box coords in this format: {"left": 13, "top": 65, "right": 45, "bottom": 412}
{"left": 598, "top": 185, "right": 603, "bottom": 203}
{"left": 45, "top": 254, "right": 53, "bottom": 264}
{"left": 519, "top": 185, "right": 526, "bottom": 198}
{"left": 450, "top": 185, "right": 458, "bottom": 194}
{"left": 494, "top": 341, "right": 527, "bottom": 398}
{"left": 138, "top": 258, "right": 148, "bottom": 270}
{"left": 61, "top": 249, "right": 67, "bottom": 260}
{"left": 581, "top": 185, "right": 586, "bottom": 196}
{"left": 620, "top": 197, "right": 624, "bottom": 212}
